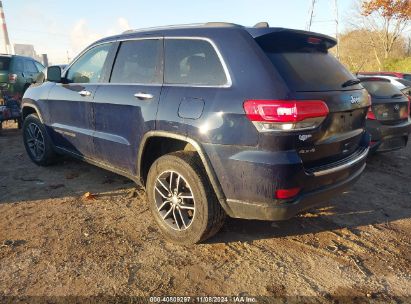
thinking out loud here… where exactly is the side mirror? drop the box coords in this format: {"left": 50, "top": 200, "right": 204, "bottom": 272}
{"left": 46, "top": 66, "right": 62, "bottom": 83}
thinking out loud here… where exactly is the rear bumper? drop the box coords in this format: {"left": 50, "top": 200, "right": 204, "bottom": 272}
{"left": 366, "top": 119, "right": 411, "bottom": 152}
{"left": 203, "top": 132, "right": 370, "bottom": 221}
{"left": 226, "top": 162, "right": 365, "bottom": 221}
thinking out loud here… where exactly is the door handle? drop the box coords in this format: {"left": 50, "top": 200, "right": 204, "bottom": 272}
{"left": 79, "top": 90, "right": 92, "bottom": 97}
{"left": 134, "top": 92, "right": 153, "bottom": 100}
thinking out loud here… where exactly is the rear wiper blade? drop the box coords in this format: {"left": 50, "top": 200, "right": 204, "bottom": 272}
{"left": 391, "top": 93, "right": 403, "bottom": 98}
{"left": 342, "top": 79, "right": 361, "bottom": 88}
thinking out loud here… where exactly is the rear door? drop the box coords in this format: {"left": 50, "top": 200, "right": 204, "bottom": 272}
{"left": 46, "top": 43, "right": 113, "bottom": 158}
{"left": 255, "top": 31, "right": 369, "bottom": 169}
{"left": 9, "top": 57, "right": 25, "bottom": 94}
{"left": 23, "top": 59, "right": 38, "bottom": 88}
{"left": 92, "top": 38, "right": 163, "bottom": 174}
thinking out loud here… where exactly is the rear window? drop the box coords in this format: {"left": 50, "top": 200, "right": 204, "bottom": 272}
{"left": 397, "top": 78, "right": 411, "bottom": 87}
{"left": 0, "top": 57, "right": 11, "bottom": 70}
{"left": 164, "top": 39, "right": 227, "bottom": 86}
{"left": 361, "top": 80, "right": 403, "bottom": 98}
{"left": 256, "top": 35, "right": 356, "bottom": 92}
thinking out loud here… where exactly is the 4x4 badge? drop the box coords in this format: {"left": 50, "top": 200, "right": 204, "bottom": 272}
{"left": 299, "top": 134, "right": 312, "bottom": 141}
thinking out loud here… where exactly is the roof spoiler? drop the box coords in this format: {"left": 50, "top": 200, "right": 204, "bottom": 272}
{"left": 254, "top": 22, "right": 269, "bottom": 28}
{"left": 251, "top": 28, "right": 337, "bottom": 50}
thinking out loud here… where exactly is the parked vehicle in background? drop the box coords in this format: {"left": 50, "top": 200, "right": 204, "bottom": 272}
{"left": 21, "top": 23, "right": 370, "bottom": 244}
{"left": 359, "top": 76, "right": 411, "bottom": 153}
{"left": 358, "top": 74, "right": 411, "bottom": 91}
{"left": 35, "top": 64, "right": 67, "bottom": 84}
{"left": 359, "top": 71, "right": 411, "bottom": 81}
{"left": 0, "top": 54, "right": 44, "bottom": 99}
{"left": 0, "top": 85, "right": 22, "bottom": 130}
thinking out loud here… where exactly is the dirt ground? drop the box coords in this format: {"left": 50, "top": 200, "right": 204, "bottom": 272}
{"left": 0, "top": 121, "right": 411, "bottom": 303}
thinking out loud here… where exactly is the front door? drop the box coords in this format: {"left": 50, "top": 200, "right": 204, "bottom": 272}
{"left": 47, "top": 43, "right": 113, "bottom": 158}
{"left": 93, "top": 38, "right": 163, "bottom": 174}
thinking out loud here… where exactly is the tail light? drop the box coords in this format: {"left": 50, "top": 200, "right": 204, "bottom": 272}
{"left": 8, "top": 74, "right": 17, "bottom": 84}
{"left": 367, "top": 107, "right": 376, "bottom": 120}
{"left": 366, "top": 94, "right": 376, "bottom": 120}
{"left": 275, "top": 187, "right": 301, "bottom": 199}
{"left": 243, "top": 100, "right": 329, "bottom": 131}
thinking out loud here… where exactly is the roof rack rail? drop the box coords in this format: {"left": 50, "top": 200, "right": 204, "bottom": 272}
{"left": 122, "top": 22, "right": 243, "bottom": 34}
{"left": 204, "top": 22, "right": 243, "bottom": 28}
{"left": 122, "top": 23, "right": 202, "bottom": 34}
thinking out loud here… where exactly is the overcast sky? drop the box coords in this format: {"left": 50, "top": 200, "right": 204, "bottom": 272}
{"left": 2, "top": 0, "right": 355, "bottom": 64}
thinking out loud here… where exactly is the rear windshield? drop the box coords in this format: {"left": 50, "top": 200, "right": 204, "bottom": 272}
{"left": 361, "top": 80, "right": 403, "bottom": 98}
{"left": 397, "top": 78, "right": 411, "bottom": 87}
{"left": 256, "top": 36, "right": 356, "bottom": 91}
{"left": 0, "top": 57, "right": 11, "bottom": 70}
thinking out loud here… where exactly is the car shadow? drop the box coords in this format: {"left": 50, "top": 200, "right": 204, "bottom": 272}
{"left": 0, "top": 128, "right": 136, "bottom": 205}
{"left": 207, "top": 148, "right": 411, "bottom": 243}
{"left": 1, "top": 127, "right": 411, "bottom": 243}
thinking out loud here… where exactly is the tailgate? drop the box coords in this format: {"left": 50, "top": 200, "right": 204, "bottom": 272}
{"left": 293, "top": 89, "right": 369, "bottom": 169}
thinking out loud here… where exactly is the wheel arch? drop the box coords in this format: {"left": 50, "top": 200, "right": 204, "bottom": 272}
{"left": 21, "top": 103, "right": 44, "bottom": 123}
{"left": 137, "top": 131, "right": 233, "bottom": 216}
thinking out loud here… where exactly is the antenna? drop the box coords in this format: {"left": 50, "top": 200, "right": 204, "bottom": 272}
{"left": 333, "top": 0, "right": 340, "bottom": 59}
{"left": 0, "top": 1, "right": 12, "bottom": 54}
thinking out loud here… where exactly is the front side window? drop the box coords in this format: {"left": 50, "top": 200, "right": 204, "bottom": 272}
{"left": 34, "top": 62, "right": 45, "bottom": 72}
{"left": 165, "top": 39, "right": 227, "bottom": 86}
{"left": 24, "top": 60, "right": 38, "bottom": 73}
{"left": 110, "top": 39, "right": 162, "bottom": 84}
{"left": 66, "top": 43, "right": 112, "bottom": 84}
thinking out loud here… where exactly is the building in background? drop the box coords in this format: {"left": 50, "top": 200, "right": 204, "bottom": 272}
{"left": 14, "top": 44, "right": 48, "bottom": 67}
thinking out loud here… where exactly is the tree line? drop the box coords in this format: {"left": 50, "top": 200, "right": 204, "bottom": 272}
{"left": 337, "top": 0, "right": 410, "bottom": 72}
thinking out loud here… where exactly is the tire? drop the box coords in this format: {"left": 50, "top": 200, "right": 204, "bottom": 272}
{"left": 23, "top": 113, "right": 57, "bottom": 166}
{"left": 146, "top": 151, "right": 226, "bottom": 245}
{"left": 16, "top": 117, "right": 22, "bottom": 129}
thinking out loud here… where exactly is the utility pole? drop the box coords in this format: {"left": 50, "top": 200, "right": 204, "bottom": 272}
{"left": 0, "top": 1, "right": 12, "bottom": 54}
{"left": 306, "top": 0, "right": 340, "bottom": 59}
{"left": 306, "top": 0, "right": 316, "bottom": 31}
{"left": 333, "top": 0, "right": 340, "bottom": 59}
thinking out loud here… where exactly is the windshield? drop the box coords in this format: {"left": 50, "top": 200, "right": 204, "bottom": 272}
{"left": 0, "top": 57, "right": 11, "bottom": 70}
{"left": 361, "top": 80, "right": 403, "bottom": 98}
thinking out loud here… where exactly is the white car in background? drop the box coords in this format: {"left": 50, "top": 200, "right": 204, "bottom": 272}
{"left": 357, "top": 74, "right": 411, "bottom": 90}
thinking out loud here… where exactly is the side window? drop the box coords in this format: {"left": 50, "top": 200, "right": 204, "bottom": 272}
{"left": 13, "top": 58, "right": 24, "bottom": 72}
{"left": 24, "top": 60, "right": 38, "bottom": 73}
{"left": 66, "top": 43, "right": 112, "bottom": 84}
{"left": 110, "top": 39, "right": 162, "bottom": 84}
{"left": 165, "top": 39, "right": 227, "bottom": 86}
{"left": 34, "top": 61, "right": 45, "bottom": 72}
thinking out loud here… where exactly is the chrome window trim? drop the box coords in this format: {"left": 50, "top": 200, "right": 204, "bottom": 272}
{"left": 65, "top": 36, "right": 232, "bottom": 88}
{"left": 163, "top": 36, "right": 232, "bottom": 88}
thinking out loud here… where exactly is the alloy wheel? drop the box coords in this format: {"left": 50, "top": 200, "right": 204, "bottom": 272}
{"left": 25, "top": 123, "right": 45, "bottom": 160}
{"left": 154, "top": 171, "right": 196, "bottom": 231}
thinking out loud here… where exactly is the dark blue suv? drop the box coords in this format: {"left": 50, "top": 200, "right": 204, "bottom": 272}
{"left": 21, "top": 23, "right": 370, "bottom": 244}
